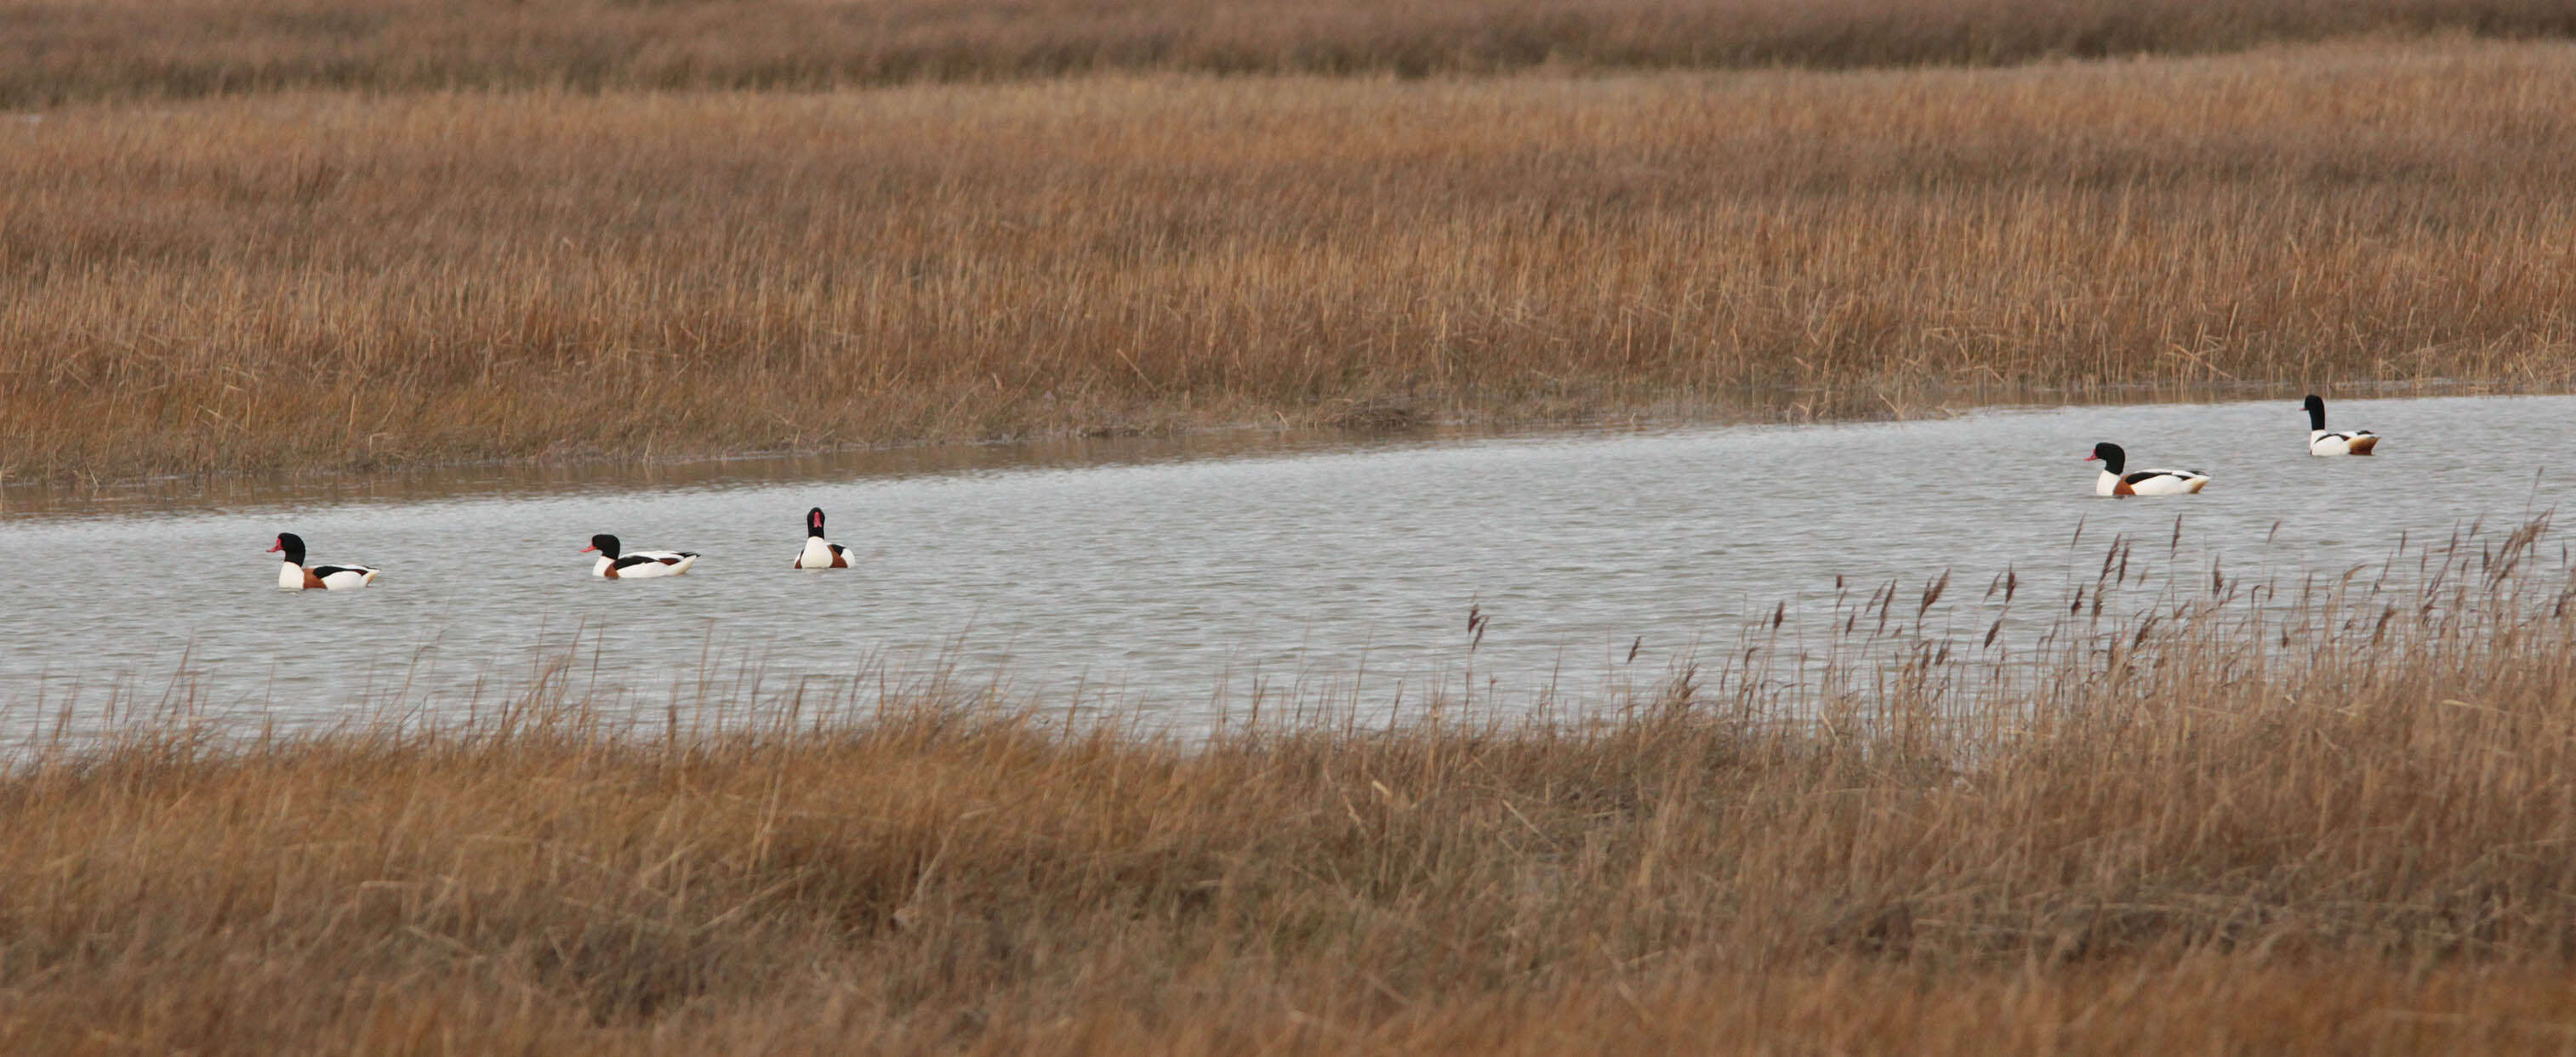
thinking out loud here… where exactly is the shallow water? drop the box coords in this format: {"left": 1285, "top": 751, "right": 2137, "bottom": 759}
{"left": 3, "top": 395, "right": 2567, "bottom": 734}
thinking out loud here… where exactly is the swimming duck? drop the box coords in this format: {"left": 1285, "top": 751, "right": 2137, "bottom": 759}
{"left": 269, "top": 532, "right": 379, "bottom": 590}
{"left": 793, "top": 507, "right": 850, "bottom": 569}
{"left": 2086, "top": 442, "right": 2210, "bottom": 497}
{"left": 584, "top": 534, "right": 698, "bottom": 578}
{"left": 2303, "top": 395, "right": 2379, "bottom": 456}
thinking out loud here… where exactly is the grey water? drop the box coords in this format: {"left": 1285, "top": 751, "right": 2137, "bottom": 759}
{"left": 2, "top": 394, "right": 2567, "bottom": 735}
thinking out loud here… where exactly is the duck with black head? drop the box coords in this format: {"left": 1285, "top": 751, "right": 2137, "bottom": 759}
{"left": 584, "top": 534, "right": 698, "bottom": 578}
{"left": 2084, "top": 442, "right": 2210, "bottom": 497}
{"left": 2303, "top": 395, "right": 2380, "bottom": 456}
{"left": 793, "top": 507, "right": 850, "bottom": 570}
{"left": 268, "top": 532, "right": 379, "bottom": 590}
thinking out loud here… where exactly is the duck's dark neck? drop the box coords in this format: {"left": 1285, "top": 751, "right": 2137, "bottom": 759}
{"left": 278, "top": 540, "right": 305, "bottom": 565}
{"left": 2306, "top": 403, "right": 2327, "bottom": 431}
{"left": 2099, "top": 451, "right": 2125, "bottom": 475}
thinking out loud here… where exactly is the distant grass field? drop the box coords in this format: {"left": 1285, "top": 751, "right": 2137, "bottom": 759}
{"left": 5, "top": 519, "right": 2573, "bottom": 1054}
{"left": 5, "top": 0, "right": 2573, "bottom": 105}
{"left": 4, "top": 38, "right": 2572, "bottom": 480}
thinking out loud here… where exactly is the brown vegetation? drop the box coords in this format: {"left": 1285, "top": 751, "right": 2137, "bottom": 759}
{"left": 6, "top": 38, "right": 2574, "bottom": 480}
{"left": 4, "top": 518, "right": 2573, "bottom": 1053}
{"left": 6, "top": 0, "right": 2574, "bottom": 105}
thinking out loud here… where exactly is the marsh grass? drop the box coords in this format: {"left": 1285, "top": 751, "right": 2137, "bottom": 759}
{"left": 4, "top": 0, "right": 2575, "bottom": 105}
{"left": 5, "top": 516, "right": 2573, "bottom": 1053}
{"left": 5, "top": 39, "right": 2573, "bottom": 481}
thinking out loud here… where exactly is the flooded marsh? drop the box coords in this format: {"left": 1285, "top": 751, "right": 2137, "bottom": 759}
{"left": 6, "top": 393, "right": 2566, "bottom": 737}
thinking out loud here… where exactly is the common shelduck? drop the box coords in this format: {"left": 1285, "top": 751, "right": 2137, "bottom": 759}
{"left": 268, "top": 532, "right": 379, "bottom": 590}
{"left": 2302, "top": 395, "right": 2379, "bottom": 456}
{"left": 2085, "top": 442, "right": 2210, "bottom": 497}
{"left": 793, "top": 507, "right": 850, "bottom": 570}
{"left": 584, "top": 534, "right": 699, "bottom": 578}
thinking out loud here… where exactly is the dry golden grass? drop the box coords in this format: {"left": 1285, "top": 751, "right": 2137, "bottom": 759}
{"left": 7, "top": 38, "right": 2576, "bottom": 480}
{"left": 4, "top": 518, "right": 2574, "bottom": 1053}
{"left": 5, "top": 0, "right": 2575, "bottom": 105}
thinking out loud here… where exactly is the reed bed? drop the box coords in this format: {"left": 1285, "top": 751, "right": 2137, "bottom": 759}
{"left": 6, "top": 0, "right": 2575, "bottom": 105}
{"left": 6, "top": 39, "right": 2573, "bottom": 481}
{"left": 4, "top": 517, "right": 2573, "bottom": 1053}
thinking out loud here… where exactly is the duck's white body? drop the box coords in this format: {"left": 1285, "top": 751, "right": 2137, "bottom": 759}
{"left": 793, "top": 508, "right": 849, "bottom": 570}
{"left": 584, "top": 534, "right": 698, "bottom": 579}
{"left": 269, "top": 533, "right": 378, "bottom": 590}
{"left": 277, "top": 560, "right": 380, "bottom": 590}
{"left": 2095, "top": 469, "right": 2211, "bottom": 497}
{"left": 2308, "top": 430, "right": 2379, "bottom": 456}
{"left": 594, "top": 551, "right": 698, "bottom": 579}
{"left": 2303, "top": 395, "right": 2379, "bottom": 456}
{"left": 2085, "top": 442, "right": 2209, "bottom": 497}
{"left": 795, "top": 537, "right": 848, "bottom": 570}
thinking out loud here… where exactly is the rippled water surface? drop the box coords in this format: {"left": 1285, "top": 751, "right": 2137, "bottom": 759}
{"left": 3, "top": 395, "right": 2567, "bottom": 732}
